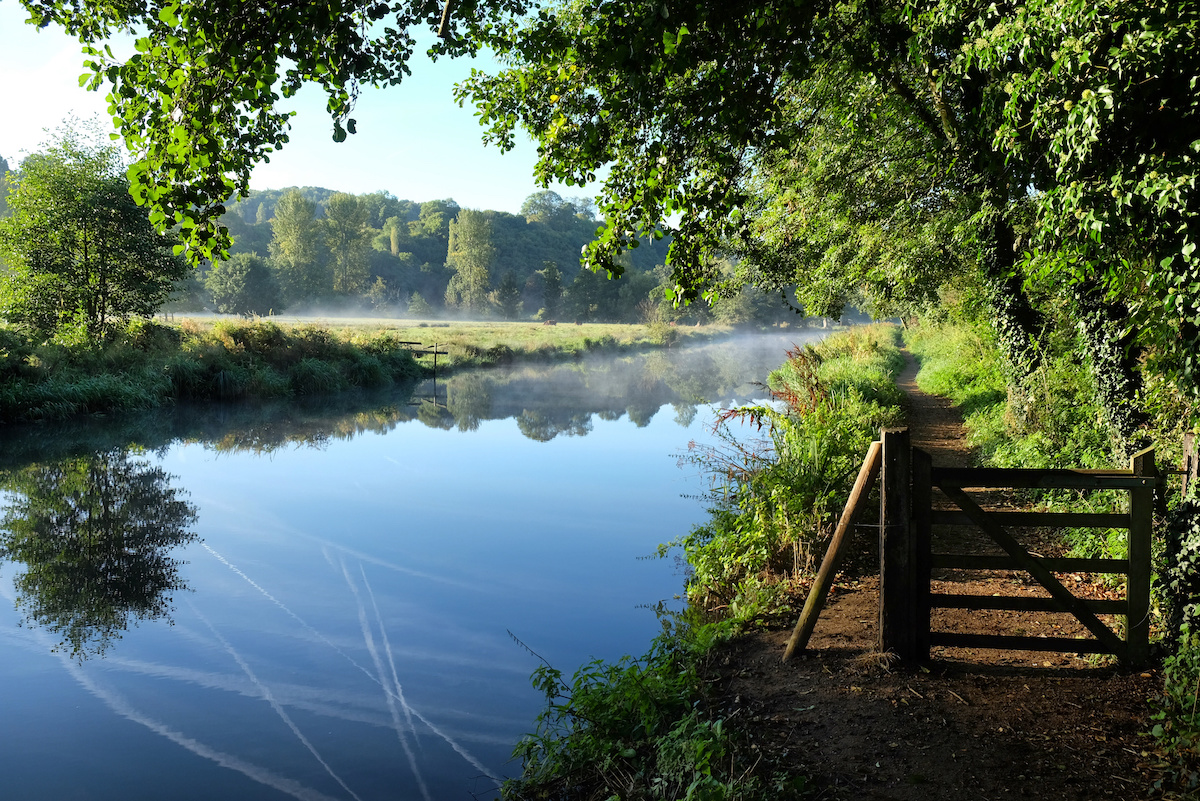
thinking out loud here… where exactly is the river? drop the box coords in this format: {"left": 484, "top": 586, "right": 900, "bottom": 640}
{"left": 0, "top": 332, "right": 817, "bottom": 801}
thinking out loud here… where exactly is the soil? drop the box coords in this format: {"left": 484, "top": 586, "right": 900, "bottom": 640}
{"left": 713, "top": 353, "right": 1172, "bottom": 800}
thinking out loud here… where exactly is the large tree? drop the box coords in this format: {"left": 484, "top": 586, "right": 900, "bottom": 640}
{"left": 491, "top": 270, "right": 522, "bottom": 319}
{"left": 205, "top": 252, "right": 283, "bottom": 317}
{"left": 0, "top": 125, "right": 186, "bottom": 340}
{"left": 323, "top": 192, "right": 371, "bottom": 295}
{"left": 268, "top": 188, "right": 328, "bottom": 305}
{"left": 444, "top": 209, "right": 495, "bottom": 313}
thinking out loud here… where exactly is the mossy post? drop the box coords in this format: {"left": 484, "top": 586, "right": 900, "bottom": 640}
{"left": 1184, "top": 432, "right": 1197, "bottom": 499}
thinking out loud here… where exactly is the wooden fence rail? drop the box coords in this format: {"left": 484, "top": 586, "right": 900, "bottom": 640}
{"left": 782, "top": 440, "right": 882, "bottom": 662}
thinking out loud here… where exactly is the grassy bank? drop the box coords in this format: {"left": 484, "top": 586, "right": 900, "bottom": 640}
{"left": 0, "top": 318, "right": 428, "bottom": 422}
{"left": 0, "top": 317, "right": 737, "bottom": 423}
{"left": 176, "top": 315, "right": 738, "bottom": 368}
{"left": 502, "top": 324, "right": 906, "bottom": 800}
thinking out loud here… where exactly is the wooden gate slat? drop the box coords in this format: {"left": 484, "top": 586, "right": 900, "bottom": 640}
{"left": 933, "top": 467, "right": 1155, "bottom": 490}
{"left": 930, "top": 510, "right": 1130, "bottom": 528}
{"left": 931, "top": 554, "right": 1128, "bottom": 574}
{"left": 932, "top": 593, "right": 1127, "bottom": 614}
{"left": 929, "top": 632, "right": 1115, "bottom": 655}
{"left": 939, "top": 486, "right": 1125, "bottom": 655}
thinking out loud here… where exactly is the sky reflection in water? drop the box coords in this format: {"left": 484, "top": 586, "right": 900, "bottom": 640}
{"left": 0, "top": 333, "right": 819, "bottom": 800}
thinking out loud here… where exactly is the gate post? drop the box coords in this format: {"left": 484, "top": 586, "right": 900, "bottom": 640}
{"left": 879, "top": 427, "right": 917, "bottom": 661}
{"left": 912, "top": 447, "right": 933, "bottom": 661}
{"left": 1128, "top": 447, "right": 1155, "bottom": 667}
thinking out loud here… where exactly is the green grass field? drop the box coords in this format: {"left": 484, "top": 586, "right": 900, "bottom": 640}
{"left": 169, "top": 314, "right": 739, "bottom": 367}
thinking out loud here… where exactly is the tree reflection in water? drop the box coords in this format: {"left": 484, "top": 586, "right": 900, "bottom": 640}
{"left": 0, "top": 448, "right": 199, "bottom": 659}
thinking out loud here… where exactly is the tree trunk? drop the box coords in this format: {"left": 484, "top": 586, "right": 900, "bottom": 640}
{"left": 1073, "top": 279, "right": 1148, "bottom": 459}
{"left": 977, "top": 204, "right": 1045, "bottom": 391}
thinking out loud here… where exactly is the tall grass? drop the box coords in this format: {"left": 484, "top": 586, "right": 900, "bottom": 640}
{"left": 905, "top": 322, "right": 1116, "bottom": 469}
{"left": 0, "top": 319, "right": 427, "bottom": 422}
{"left": 182, "top": 317, "right": 733, "bottom": 369}
{"left": 667, "top": 323, "right": 905, "bottom": 624}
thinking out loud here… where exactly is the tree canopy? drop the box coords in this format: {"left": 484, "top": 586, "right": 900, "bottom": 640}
{"left": 444, "top": 208, "right": 495, "bottom": 313}
{"left": 463, "top": 0, "right": 1199, "bottom": 431}
{"left": 205, "top": 252, "right": 283, "bottom": 317}
{"left": 0, "top": 125, "right": 186, "bottom": 340}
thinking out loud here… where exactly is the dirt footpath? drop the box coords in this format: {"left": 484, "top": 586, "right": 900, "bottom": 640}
{"left": 713, "top": 354, "right": 1168, "bottom": 800}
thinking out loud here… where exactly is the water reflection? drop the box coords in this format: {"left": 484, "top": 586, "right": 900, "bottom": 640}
{"left": 0, "top": 448, "right": 199, "bottom": 659}
{"left": 0, "top": 333, "right": 817, "bottom": 800}
{"left": 423, "top": 335, "right": 790, "bottom": 440}
{"left": 0, "top": 335, "right": 798, "bottom": 465}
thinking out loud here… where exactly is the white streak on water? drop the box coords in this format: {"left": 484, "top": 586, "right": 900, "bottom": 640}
{"left": 340, "top": 559, "right": 502, "bottom": 785}
{"left": 303, "top": 532, "right": 471, "bottom": 589}
{"left": 204, "top": 543, "right": 383, "bottom": 684}
{"left": 200, "top": 542, "right": 508, "bottom": 784}
{"left": 0, "top": 616, "right": 342, "bottom": 801}
{"left": 360, "top": 564, "right": 419, "bottom": 747}
{"left": 193, "top": 605, "right": 366, "bottom": 801}
{"left": 406, "top": 705, "right": 504, "bottom": 784}
{"left": 101, "top": 658, "right": 394, "bottom": 728}
{"left": 340, "top": 557, "right": 432, "bottom": 801}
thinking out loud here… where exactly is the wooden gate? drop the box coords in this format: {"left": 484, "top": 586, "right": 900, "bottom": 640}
{"left": 879, "top": 428, "right": 1158, "bottom": 667}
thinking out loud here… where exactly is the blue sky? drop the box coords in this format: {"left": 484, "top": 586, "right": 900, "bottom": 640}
{"left": 0, "top": 4, "right": 584, "bottom": 214}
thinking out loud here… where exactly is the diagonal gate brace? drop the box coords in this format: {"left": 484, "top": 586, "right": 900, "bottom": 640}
{"left": 940, "top": 485, "right": 1125, "bottom": 655}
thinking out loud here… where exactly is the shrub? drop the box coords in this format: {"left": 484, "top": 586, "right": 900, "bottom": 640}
{"left": 0, "top": 327, "right": 33, "bottom": 380}
{"left": 345, "top": 353, "right": 389, "bottom": 388}
{"left": 504, "top": 614, "right": 770, "bottom": 801}
{"left": 1151, "top": 626, "right": 1200, "bottom": 771}
{"left": 290, "top": 358, "right": 348, "bottom": 395}
{"left": 666, "top": 324, "right": 904, "bottom": 621}
{"left": 120, "top": 318, "right": 182, "bottom": 353}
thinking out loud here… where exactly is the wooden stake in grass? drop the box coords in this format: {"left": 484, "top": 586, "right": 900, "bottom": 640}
{"left": 783, "top": 440, "right": 883, "bottom": 662}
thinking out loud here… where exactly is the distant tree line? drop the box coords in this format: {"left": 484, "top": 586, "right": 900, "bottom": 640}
{"left": 175, "top": 186, "right": 799, "bottom": 327}
{"left": 0, "top": 128, "right": 805, "bottom": 338}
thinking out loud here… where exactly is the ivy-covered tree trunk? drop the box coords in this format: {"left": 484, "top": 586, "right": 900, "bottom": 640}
{"left": 1072, "top": 280, "right": 1148, "bottom": 460}
{"left": 974, "top": 204, "right": 1047, "bottom": 426}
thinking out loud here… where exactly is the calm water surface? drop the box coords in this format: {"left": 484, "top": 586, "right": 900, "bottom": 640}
{"left": 0, "top": 333, "right": 818, "bottom": 800}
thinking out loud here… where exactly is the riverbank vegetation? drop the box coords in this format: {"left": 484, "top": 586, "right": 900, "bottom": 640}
{"left": 240, "top": 317, "right": 733, "bottom": 368}
{"left": 0, "top": 318, "right": 427, "bottom": 422}
{"left": 502, "top": 325, "right": 904, "bottom": 800}
{"left": 668, "top": 325, "right": 905, "bottom": 626}
{"left": 0, "top": 317, "right": 739, "bottom": 423}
